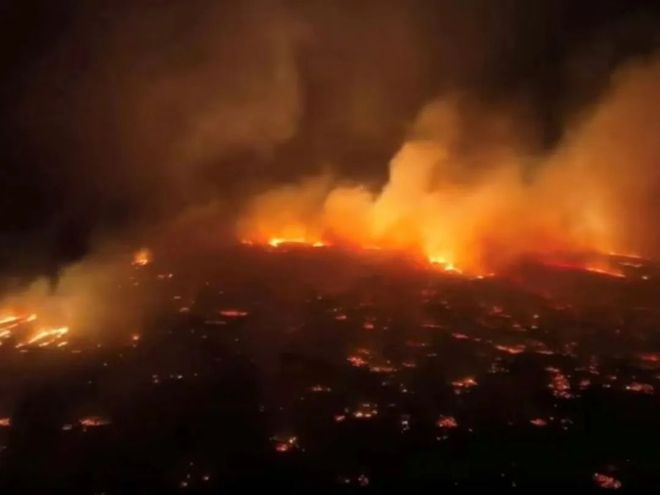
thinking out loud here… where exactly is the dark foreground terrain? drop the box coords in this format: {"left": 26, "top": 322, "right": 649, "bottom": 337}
{"left": 0, "top": 246, "right": 658, "bottom": 493}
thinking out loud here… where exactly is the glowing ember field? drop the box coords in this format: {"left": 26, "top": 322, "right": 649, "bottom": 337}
{"left": 0, "top": 244, "right": 658, "bottom": 492}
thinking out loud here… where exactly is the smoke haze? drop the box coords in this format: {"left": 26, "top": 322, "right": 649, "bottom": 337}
{"left": 1, "top": 0, "right": 660, "bottom": 279}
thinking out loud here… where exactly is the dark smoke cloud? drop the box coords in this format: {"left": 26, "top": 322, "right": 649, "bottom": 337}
{"left": 1, "top": 0, "right": 660, "bottom": 281}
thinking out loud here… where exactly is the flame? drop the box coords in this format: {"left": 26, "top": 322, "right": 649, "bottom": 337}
{"left": 436, "top": 415, "right": 458, "bottom": 429}
{"left": 541, "top": 258, "right": 626, "bottom": 278}
{"left": 495, "top": 344, "right": 526, "bottom": 355}
{"left": 219, "top": 309, "right": 248, "bottom": 318}
{"left": 266, "top": 237, "right": 327, "bottom": 248}
{"left": 352, "top": 403, "right": 378, "bottom": 419}
{"left": 79, "top": 416, "right": 111, "bottom": 427}
{"left": 428, "top": 255, "right": 461, "bottom": 273}
{"left": 0, "top": 315, "right": 20, "bottom": 326}
{"left": 452, "top": 377, "right": 478, "bottom": 389}
{"left": 593, "top": 473, "right": 622, "bottom": 490}
{"left": 25, "top": 326, "right": 68, "bottom": 346}
{"left": 0, "top": 251, "right": 154, "bottom": 346}
{"left": 132, "top": 248, "right": 152, "bottom": 267}
{"left": 0, "top": 310, "right": 70, "bottom": 349}
{"left": 584, "top": 266, "right": 625, "bottom": 278}
{"left": 272, "top": 435, "right": 299, "bottom": 453}
{"left": 235, "top": 135, "right": 626, "bottom": 275}
{"left": 237, "top": 62, "right": 660, "bottom": 275}
{"left": 15, "top": 325, "right": 69, "bottom": 348}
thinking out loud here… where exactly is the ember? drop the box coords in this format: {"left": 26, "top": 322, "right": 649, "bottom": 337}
{"left": 369, "top": 364, "right": 397, "bottom": 374}
{"left": 309, "top": 384, "right": 332, "bottom": 393}
{"left": 593, "top": 473, "right": 622, "bottom": 490}
{"left": 79, "top": 416, "right": 111, "bottom": 428}
{"left": 547, "top": 369, "right": 574, "bottom": 399}
{"left": 132, "top": 248, "right": 152, "bottom": 267}
{"left": 219, "top": 309, "right": 248, "bottom": 318}
{"left": 452, "top": 377, "right": 478, "bottom": 394}
{"left": 625, "top": 382, "right": 654, "bottom": 395}
{"left": 272, "top": 435, "right": 300, "bottom": 453}
{"left": 347, "top": 355, "right": 368, "bottom": 367}
{"left": 495, "top": 344, "right": 526, "bottom": 355}
{"left": 353, "top": 403, "right": 379, "bottom": 419}
{"left": 436, "top": 416, "right": 458, "bottom": 429}
{"left": 638, "top": 352, "right": 660, "bottom": 364}
{"left": 267, "top": 237, "right": 326, "bottom": 248}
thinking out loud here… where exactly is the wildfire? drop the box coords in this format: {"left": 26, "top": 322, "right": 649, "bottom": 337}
{"left": 0, "top": 313, "right": 37, "bottom": 329}
{"left": 239, "top": 232, "right": 637, "bottom": 278}
{"left": 21, "top": 326, "right": 69, "bottom": 347}
{"left": 0, "top": 311, "right": 70, "bottom": 349}
{"left": 495, "top": 344, "right": 526, "bottom": 355}
{"left": 237, "top": 216, "right": 644, "bottom": 277}
{"left": 272, "top": 435, "right": 300, "bottom": 453}
{"left": 0, "top": 315, "right": 19, "bottom": 327}
{"left": 235, "top": 71, "right": 660, "bottom": 277}
{"left": 352, "top": 403, "right": 379, "bottom": 419}
{"left": 546, "top": 368, "right": 574, "bottom": 399}
{"left": 132, "top": 248, "right": 152, "bottom": 267}
{"left": 436, "top": 415, "right": 458, "bottom": 429}
{"left": 309, "top": 384, "right": 332, "bottom": 393}
{"left": 451, "top": 376, "right": 478, "bottom": 394}
{"left": 542, "top": 259, "right": 626, "bottom": 278}
{"left": 593, "top": 473, "right": 622, "bottom": 490}
{"left": 625, "top": 382, "right": 654, "bottom": 395}
{"left": 585, "top": 266, "right": 626, "bottom": 278}
{"left": 219, "top": 309, "right": 249, "bottom": 318}
{"left": 347, "top": 355, "right": 368, "bottom": 367}
{"left": 428, "top": 255, "right": 461, "bottom": 273}
{"left": 266, "top": 237, "right": 327, "bottom": 248}
{"left": 79, "top": 416, "right": 111, "bottom": 428}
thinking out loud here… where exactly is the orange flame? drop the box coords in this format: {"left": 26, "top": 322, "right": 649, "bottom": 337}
{"left": 237, "top": 61, "right": 660, "bottom": 275}
{"left": 132, "top": 248, "right": 152, "bottom": 267}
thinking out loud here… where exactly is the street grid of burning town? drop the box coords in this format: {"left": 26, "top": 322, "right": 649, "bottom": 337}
{"left": 0, "top": 242, "right": 658, "bottom": 491}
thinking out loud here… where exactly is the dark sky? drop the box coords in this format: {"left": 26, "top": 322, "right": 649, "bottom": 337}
{"left": 1, "top": 0, "right": 660, "bottom": 279}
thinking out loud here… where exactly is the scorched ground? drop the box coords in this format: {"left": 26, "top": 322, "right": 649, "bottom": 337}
{"left": 0, "top": 244, "right": 658, "bottom": 492}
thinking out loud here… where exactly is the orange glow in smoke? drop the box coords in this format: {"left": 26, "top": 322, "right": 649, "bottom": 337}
{"left": 436, "top": 415, "right": 458, "bottom": 429}
{"left": 219, "top": 309, "right": 249, "bottom": 318}
{"left": 23, "top": 326, "right": 69, "bottom": 347}
{"left": 79, "top": 416, "right": 111, "bottom": 427}
{"left": 541, "top": 259, "right": 626, "bottom": 278}
{"left": 235, "top": 68, "right": 660, "bottom": 276}
{"left": 266, "top": 237, "right": 328, "bottom": 248}
{"left": 0, "top": 311, "right": 70, "bottom": 349}
{"left": 132, "top": 248, "right": 152, "bottom": 267}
